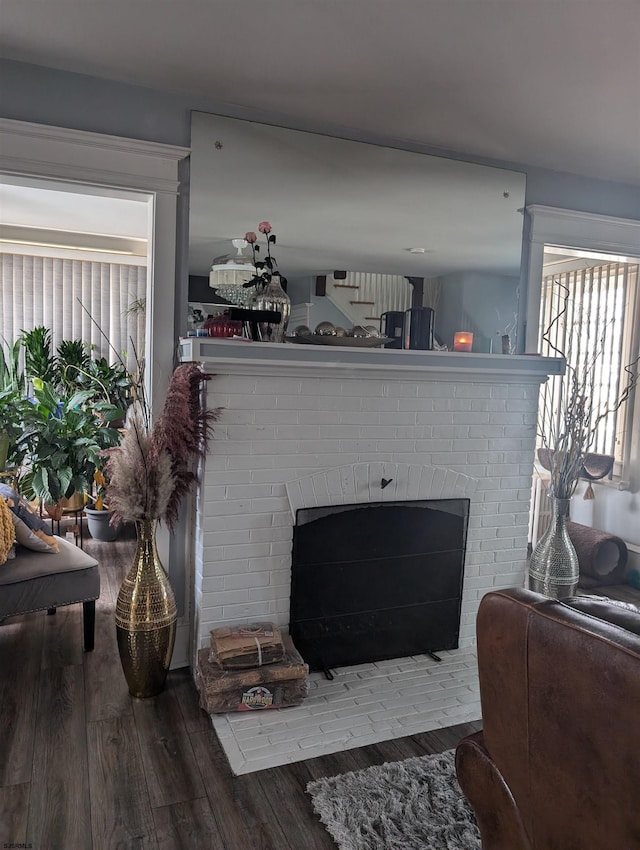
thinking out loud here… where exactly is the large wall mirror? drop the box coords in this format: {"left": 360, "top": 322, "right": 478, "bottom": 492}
{"left": 188, "top": 111, "right": 526, "bottom": 351}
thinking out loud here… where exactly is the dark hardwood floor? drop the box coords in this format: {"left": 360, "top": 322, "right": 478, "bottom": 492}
{"left": 0, "top": 527, "right": 481, "bottom": 850}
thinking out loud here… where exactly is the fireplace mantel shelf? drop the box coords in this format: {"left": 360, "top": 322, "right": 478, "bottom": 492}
{"left": 179, "top": 337, "right": 564, "bottom": 383}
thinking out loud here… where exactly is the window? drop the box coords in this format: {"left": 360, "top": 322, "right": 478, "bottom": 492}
{"left": 0, "top": 252, "right": 146, "bottom": 371}
{"left": 538, "top": 251, "right": 639, "bottom": 474}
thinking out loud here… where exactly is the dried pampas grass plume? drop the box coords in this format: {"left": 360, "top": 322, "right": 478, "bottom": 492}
{"left": 151, "top": 363, "right": 221, "bottom": 530}
{"left": 105, "top": 363, "right": 221, "bottom": 530}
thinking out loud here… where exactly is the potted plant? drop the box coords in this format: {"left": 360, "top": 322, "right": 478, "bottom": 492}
{"left": 0, "top": 339, "right": 28, "bottom": 472}
{"left": 20, "top": 325, "right": 57, "bottom": 387}
{"left": 16, "top": 378, "right": 123, "bottom": 510}
{"left": 56, "top": 341, "right": 132, "bottom": 418}
{"left": 84, "top": 468, "right": 120, "bottom": 541}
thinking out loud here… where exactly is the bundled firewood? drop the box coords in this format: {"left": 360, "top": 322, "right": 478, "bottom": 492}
{"left": 196, "top": 634, "right": 309, "bottom": 714}
{"left": 209, "top": 621, "right": 285, "bottom": 669}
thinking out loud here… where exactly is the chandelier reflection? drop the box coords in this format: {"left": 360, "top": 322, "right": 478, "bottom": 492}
{"left": 209, "top": 238, "right": 256, "bottom": 306}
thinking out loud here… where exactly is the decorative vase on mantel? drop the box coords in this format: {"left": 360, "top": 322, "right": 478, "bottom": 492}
{"left": 250, "top": 273, "right": 291, "bottom": 342}
{"left": 115, "top": 519, "right": 177, "bottom": 698}
{"left": 528, "top": 495, "right": 579, "bottom": 599}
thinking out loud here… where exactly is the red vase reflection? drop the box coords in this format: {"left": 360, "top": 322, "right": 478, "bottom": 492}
{"left": 206, "top": 311, "right": 242, "bottom": 338}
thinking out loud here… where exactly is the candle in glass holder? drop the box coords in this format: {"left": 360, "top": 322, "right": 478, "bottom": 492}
{"left": 453, "top": 331, "right": 473, "bottom": 352}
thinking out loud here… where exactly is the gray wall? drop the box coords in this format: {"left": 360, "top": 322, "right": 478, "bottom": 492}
{"left": 3, "top": 59, "right": 639, "bottom": 221}
{"left": 436, "top": 272, "right": 520, "bottom": 353}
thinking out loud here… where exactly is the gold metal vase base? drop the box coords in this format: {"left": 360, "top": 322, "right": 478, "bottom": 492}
{"left": 115, "top": 520, "right": 177, "bottom": 698}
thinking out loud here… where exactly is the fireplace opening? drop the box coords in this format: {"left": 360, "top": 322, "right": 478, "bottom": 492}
{"left": 289, "top": 498, "right": 470, "bottom": 672}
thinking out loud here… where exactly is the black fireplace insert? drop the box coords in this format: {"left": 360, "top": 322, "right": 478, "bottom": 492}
{"left": 289, "top": 498, "right": 470, "bottom": 672}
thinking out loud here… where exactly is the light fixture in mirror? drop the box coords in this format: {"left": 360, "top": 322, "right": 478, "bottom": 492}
{"left": 189, "top": 112, "right": 527, "bottom": 351}
{"left": 209, "top": 237, "right": 256, "bottom": 305}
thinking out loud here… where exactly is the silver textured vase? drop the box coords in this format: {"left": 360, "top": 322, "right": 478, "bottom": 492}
{"left": 251, "top": 274, "right": 291, "bottom": 342}
{"left": 528, "top": 496, "right": 579, "bottom": 598}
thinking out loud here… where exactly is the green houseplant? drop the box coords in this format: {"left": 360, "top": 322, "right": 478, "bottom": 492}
{"left": 0, "top": 339, "right": 28, "bottom": 472}
{"left": 17, "top": 379, "right": 123, "bottom": 507}
{"left": 20, "top": 325, "right": 57, "bottom": 387}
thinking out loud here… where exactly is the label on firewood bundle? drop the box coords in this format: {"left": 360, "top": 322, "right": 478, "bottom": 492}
{"left": 240, "top": 686, "right": 274, "bottom": 709}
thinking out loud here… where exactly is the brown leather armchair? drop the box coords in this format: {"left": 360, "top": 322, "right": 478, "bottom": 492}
{"left": 455, "top": 588, "right": 640, "bottom": 850}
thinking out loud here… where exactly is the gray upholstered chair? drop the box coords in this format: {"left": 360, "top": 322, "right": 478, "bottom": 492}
{"left": 0, "top": 535, "right": 100, "bottom": 650}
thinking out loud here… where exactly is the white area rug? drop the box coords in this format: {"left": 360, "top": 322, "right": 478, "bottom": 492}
{"left": 307, "top": 749, "right": 480, "bottom": 850}
{"left": 210, "top": 647, "right": 480, "bottom": 774}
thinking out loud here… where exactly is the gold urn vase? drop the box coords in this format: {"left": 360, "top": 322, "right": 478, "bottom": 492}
{"left": 115, "top": 519, "right": 177, "bottom": 698}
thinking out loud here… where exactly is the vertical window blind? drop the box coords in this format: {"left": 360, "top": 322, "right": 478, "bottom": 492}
{"left": 538, "top": 260, "right": 639, "bottom": 466}
{"left": 0, "top": 253, "right": 146, "bottom": 372}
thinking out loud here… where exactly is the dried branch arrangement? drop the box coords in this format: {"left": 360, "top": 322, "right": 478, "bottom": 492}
{"left": 77, "top": 299, "right": 222, "bottom": 529}
{"left": 539, "top": 279, "right": 639, "bottom": 499}
{"left": 105, "top": 362, "right": 221, "bottom": 529}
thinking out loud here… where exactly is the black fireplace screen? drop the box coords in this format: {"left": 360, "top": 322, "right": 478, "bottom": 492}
{"left": 289, "top": 499, "right": 470, "bottom": 671}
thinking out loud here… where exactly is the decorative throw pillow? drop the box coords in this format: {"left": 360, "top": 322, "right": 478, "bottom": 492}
{"left": 10, "top": 513, "right": 59, "bottom": 553}
{"left": 0, "top": 495, "right": 16, "bottom": 565}
{"left": 0, "top": 483, "right": 49, "bottom": 533}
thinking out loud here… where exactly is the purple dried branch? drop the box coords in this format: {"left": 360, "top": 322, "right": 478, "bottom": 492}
{"left": 150, "top": 363, "right": 221, "bottom": 530}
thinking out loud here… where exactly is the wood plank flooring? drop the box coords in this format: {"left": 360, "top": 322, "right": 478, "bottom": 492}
{"left": 0, "top": 527, "right": 481, "bottom": 850}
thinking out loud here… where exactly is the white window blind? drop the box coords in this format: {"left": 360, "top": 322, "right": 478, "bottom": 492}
{"left": 538, "top": 260, "right": 639, "bottom": 468}
{"left": 0, "top": 253, "right": 146, "bottom": 371}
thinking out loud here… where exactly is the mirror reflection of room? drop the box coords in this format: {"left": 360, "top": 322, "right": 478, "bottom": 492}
{"left": 188, "top": 112, "right": 526, "bottom": 353}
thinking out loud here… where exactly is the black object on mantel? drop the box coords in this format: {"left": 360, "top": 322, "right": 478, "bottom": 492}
{"left": 381, "top": 311, "right": 405, "bottom": 349}
{"left": 228, "top": 307, "right": 282, "bottom": 341}
{"left": 403, "top": 307, "right": 435, "bottom": 350}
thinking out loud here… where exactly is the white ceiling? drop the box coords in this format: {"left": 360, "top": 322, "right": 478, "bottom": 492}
{"left": 1, "top": 0, "right": 639, "bottom": 186}
{"left": 0, "top": 179, "right": 149, "bottom": 239}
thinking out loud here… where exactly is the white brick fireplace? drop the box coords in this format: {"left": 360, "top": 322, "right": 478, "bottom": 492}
{"left": 180, "top": 338, "right": 561, "bottom": 773}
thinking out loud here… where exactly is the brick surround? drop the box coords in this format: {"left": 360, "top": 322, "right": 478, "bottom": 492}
{"left": 181, "top": 338, "right": 560, "bottom": 771}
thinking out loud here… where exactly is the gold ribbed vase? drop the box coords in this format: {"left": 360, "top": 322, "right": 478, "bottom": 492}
{"left": 115, "top": 519, "right": 177, "bottom": 698}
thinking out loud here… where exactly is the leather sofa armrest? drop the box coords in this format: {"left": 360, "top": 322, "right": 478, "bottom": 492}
{"left": 455, "top": 732, "right": 531, "bottom": 850}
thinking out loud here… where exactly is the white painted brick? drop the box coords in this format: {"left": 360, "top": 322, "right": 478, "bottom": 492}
{"left": 249, "top": 497, "right": 288, "bottom": 513}
{"left": 204, "top": 513, "right": 274, "bottom": 532}
{"left": 249, "top": 526, "right": 292, "bottom": 544}
{"left": 223, "top": 572, "right": 271, "bottom": 591}
{"left": 221, "top": 600, "right": 272, "bottom": 619}
{"left": 203, "top": 498, "right": 251, "bottom": 517}
{"left": 222, "top": 543, "right": 271, "bottom": 560}
{"left": 225, "top": 483, "right": 275, "bottom": 499}
{"left": 379, "top": 411, "right": 418, "bottom": 425}
{"left": 201, "top": 557, "right": 250, "bottom": 577}
{"left": 247, "top": 585, "right": 288, "bottom": 603}
{"left": 202, "top": 576, "right": 225, "bottom": 593}
{"left": 481, "top": 515, "right": 516, "bottom": 527}
{"left": 202, "top": 588, "right": 249, "bottom": 608}
{"left": 319, "top": 713, "right": 374, "bottom": 734}
{"left": 195, "top": 368, "right": 544, "bottom": 745}
{"left": 202, "top": 530, "right": 250, "bottom": 547}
